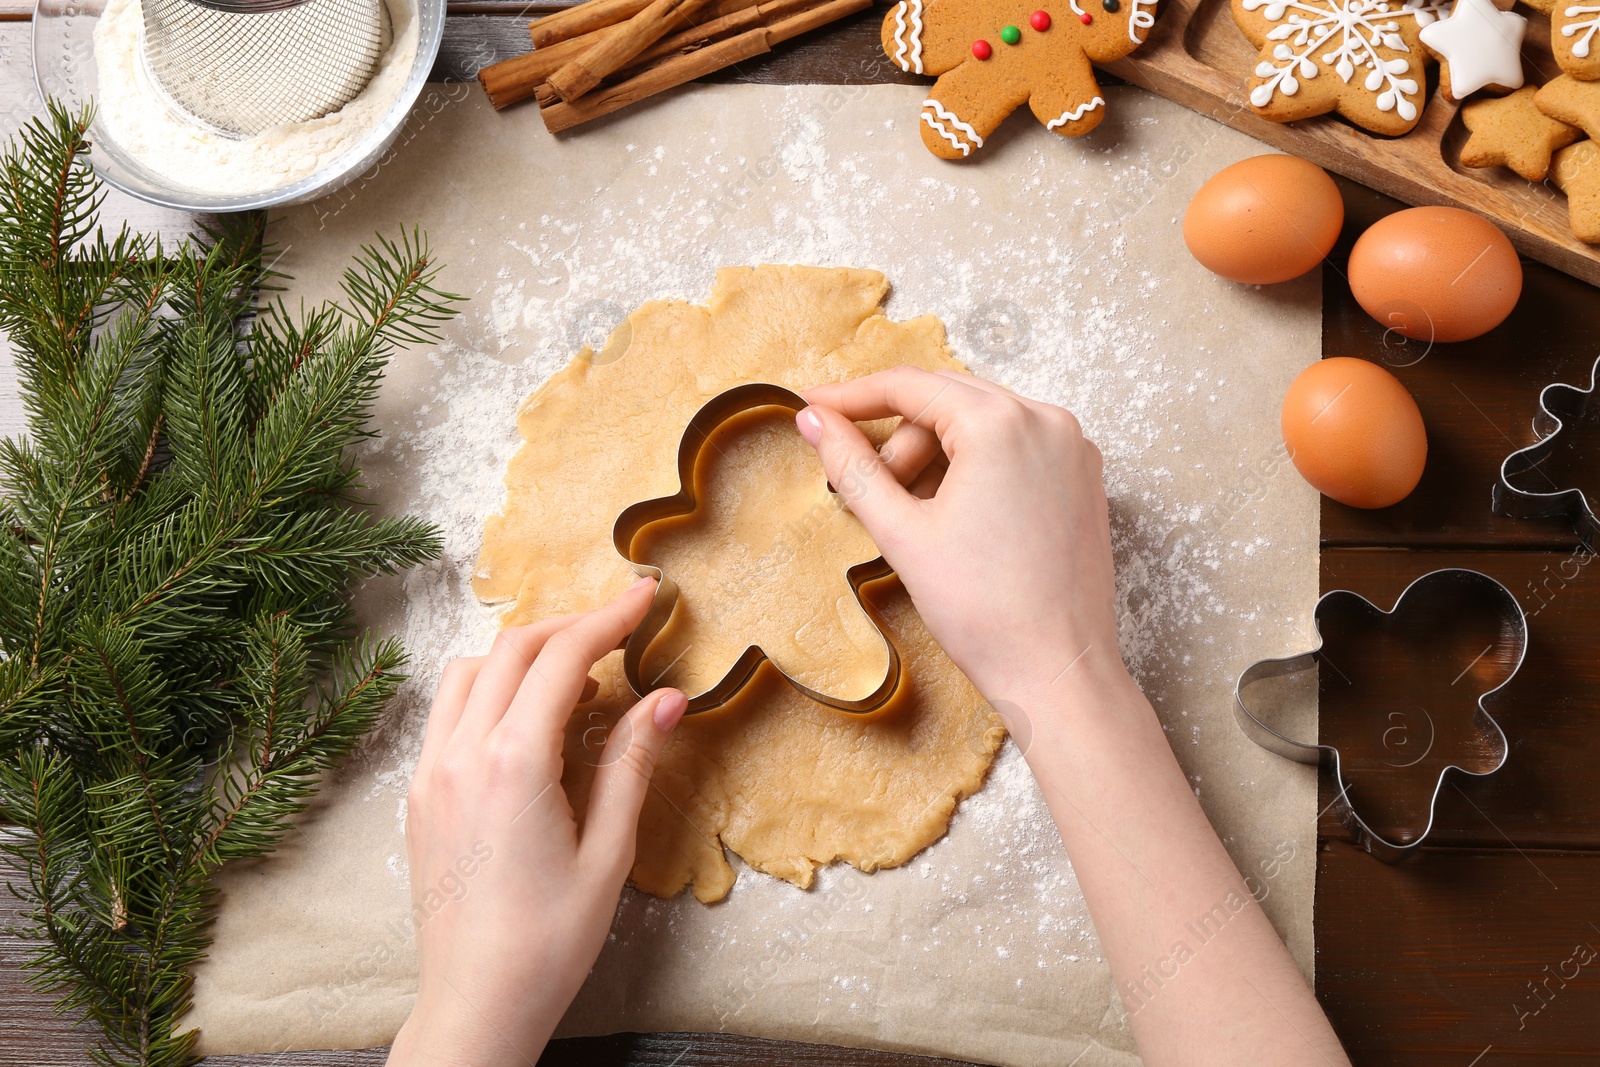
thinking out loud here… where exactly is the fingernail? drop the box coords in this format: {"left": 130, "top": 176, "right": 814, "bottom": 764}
{"left": 796, "top": 408, "right": 823, "bottom": 446}
{"left": 630, "top": 575, "right": 655, "bottom": 592}
{"left": 653, "top": 690, "right": 688, "bottom": 732}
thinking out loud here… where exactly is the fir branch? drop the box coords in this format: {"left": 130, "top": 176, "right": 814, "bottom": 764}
{"left": 0, "top": 100, "right": 460, "bottom": 1066}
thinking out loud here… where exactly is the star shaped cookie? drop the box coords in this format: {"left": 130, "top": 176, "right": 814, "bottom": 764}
{"left": 1460, "top": 85, "right": 1582, "bottom": 180}
{"left": 1536, "top": 74, "right": 1600, "bottom": 141}
{"left": 1552, "top": 140, "right": 1600, "bottom": 243}
{"left": 1419, "top": 0, "right": 1527, "bottom": 99}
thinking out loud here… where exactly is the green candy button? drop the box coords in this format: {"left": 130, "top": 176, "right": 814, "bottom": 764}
{"left": 1001, "top": 24, "right": 1022, "bottom": 44}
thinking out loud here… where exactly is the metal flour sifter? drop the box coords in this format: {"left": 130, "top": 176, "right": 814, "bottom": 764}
{"left": 140, "top": 0, "right": 387, "bottom": 137}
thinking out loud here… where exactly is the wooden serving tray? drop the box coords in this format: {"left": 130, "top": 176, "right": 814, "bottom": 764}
{"left": 1098, "top": 0, "right": 1600, "bottom": 286}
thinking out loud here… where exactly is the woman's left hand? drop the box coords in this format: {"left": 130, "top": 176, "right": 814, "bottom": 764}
{"left": 387, "top": 578, "right": 687, "bottom": 1067}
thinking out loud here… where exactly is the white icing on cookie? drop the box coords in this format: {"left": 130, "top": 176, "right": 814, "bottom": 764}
{"left": 1128, "top": 0, "right": 1157, "bottom": 41}
{"left": 1045, "top": 97, "right": 1106, "bottom": 128}
{"left": 1419, "top": 0, "right": 1526, "bottom": 97}
{"left": 921, "top": 99, "right": 982, "bottom": 155}
{"left": 1563, "top": 3, "right": 1600, "bottom": 58}
{"left": 892, "top": 0, "right": 926, "bottom": 74}
{"left": 1243, "top": 0, "right": 1421, "bottom": 121}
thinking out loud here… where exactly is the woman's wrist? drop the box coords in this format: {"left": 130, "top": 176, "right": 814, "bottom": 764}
{"left": 390, "top": 991, "right": 551, "bottom": 1067}
{"left": 990, "top": 644, "right": 1140, "bottom": 745}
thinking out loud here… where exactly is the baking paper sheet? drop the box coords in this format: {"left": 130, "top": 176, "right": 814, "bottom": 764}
{"left": 172, "top": 82, "right": 1323, "bottom": 1066}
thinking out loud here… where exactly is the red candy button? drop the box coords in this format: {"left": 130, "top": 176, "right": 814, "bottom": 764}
{"left": 1079, "top": 11, "right": 1093, "bottom": 21}
{"left": 1030, "top": 9, "right": 1052, "bottom": 30}
{"left": 972, "top": 38, "right": 993, "bottom": 59}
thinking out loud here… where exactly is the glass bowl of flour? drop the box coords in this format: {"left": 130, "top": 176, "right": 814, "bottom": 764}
{"left": 32, "top": 0, "right": 444, "bottom": 211}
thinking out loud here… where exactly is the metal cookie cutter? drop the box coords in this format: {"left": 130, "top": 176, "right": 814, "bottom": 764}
{"left": 1494, "top": 354, "right": 1600, "bottom": 553}
{"left": 612, "top": 382, "right": 902, "bottom": 716}
{"left": 1234, "top": 569, "right": 1526, "bottom": 862}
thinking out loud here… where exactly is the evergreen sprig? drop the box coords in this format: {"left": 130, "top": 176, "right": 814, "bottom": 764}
{"left": 0, "top": 102, "right": 461, "bottom": 1066}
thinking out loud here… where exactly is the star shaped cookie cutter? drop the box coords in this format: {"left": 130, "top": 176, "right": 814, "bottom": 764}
{"left": 612, "top": 382, "right": 902, "bottom": 716}
{"left": 1233, "top": 569, "right": 1525, "bottom": 862}
{"left": 1493, "top": 354, "right": 1600, "bottom": 552}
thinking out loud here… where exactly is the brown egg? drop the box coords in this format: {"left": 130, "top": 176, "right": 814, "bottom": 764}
{"left": 1183, "top": 155, "right": 1344, "bottom": 284}
{"left": 1281, "top": 357, "right": 1427, "bottom": 509}
{"left": 1348, "top": 207, "right": 1522, "bottom": 343}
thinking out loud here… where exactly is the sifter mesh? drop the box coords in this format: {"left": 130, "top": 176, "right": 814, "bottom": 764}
{"left": 141, "top": 0, "right": 386, "bottom": 138}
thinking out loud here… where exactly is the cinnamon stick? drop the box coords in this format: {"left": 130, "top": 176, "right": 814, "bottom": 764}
{"left": 762, "top": 0, "right": 869, "bottom": 44}
{"left": 539, "top": 0, "right": 870, "bottom": 133}
{"left": 529, "top": 0, "right": 780, "bottom": 108}
{"left": 481, "top": 0, "right": 762, "bottom": 110}
{"left": 530, "top": 0, "right": 652, "bottom": 49}
{"left": 545, "top": 0, "right": 719, "bottom": 104}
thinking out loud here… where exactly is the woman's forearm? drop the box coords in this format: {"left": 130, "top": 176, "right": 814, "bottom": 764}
{"left": 1017, "top": 655, "right": 1349, "bottom": 1067}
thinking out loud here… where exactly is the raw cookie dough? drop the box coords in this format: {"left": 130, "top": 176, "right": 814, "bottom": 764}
{"left": 631, "top": 407, "right": 893, "bottom": 703}
{"left": 474, "top": 266, "right": 1004, "bottom": 903}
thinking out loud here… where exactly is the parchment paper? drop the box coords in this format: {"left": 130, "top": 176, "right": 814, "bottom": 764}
{"left": 179, "top": 83, "right": 1323, "bottom": 1066}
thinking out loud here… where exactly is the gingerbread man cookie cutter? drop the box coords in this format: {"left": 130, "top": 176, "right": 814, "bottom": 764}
{"left": 1493, "top": 354, "right": 1600, "bottom": 553}
{"left": 1234, "top": 569, "right": 1525, "bottom": 862}
{"left": 613, "top": 383, "right": 903, "bottom": 716}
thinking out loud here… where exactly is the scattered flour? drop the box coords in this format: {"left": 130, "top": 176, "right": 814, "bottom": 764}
{"left": 279, "top": 83, "right": 1317, "bottom": 1060}
{"left": 91, "top": 0, "right": 418, "bottom": 195}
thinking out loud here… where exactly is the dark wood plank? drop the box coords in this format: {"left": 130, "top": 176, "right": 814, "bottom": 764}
{"left": 1316, "top": 549, "right": 1600, "bottom": 850}
{"left": 1319, "top": 179, "right": 1600, "bottom": 552}
{"left": 1315, "top": 844, "right": 1600, "bottom": 1064}
{"left": 433, "top": 6, "right": 919, "bottom": 84}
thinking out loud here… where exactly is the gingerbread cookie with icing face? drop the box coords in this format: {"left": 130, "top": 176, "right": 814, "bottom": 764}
{"left": 1233, "top": 0, "right": 1435, "bottom": 135}
{"left": 882, "top": 1, "right": 1156, "bottom": 159}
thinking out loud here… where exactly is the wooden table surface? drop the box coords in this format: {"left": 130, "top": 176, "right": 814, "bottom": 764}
{"left": 4, "top": 2, "right": 1600, "bottom": 1065}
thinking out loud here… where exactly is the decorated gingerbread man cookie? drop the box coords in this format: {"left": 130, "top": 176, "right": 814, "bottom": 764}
{"left": 882, "top": 1, "right": 1156, "bottom": 159}
{"left": 1233, "top": 0, "right": 1440, "bottom": 135}
{"left": 1522, "top": 0, "right": 1600, "bottom": 81}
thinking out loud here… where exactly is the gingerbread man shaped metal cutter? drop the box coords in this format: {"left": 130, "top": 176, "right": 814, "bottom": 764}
{"left": 1233, "top": 569, "right": 1526, "bottom": 862}
{"left": 612, "top": 383, "right": 902, "bottom": 716}
{"left": 1494, "top": 354, "right": 1600, "bottom": 552}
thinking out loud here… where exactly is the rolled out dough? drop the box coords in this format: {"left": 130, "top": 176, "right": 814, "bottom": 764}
{"left": 630, "top": 407, "right": 891, "bottom": 703}
{"left": 474, "top": 265, "right": 1004, "bottom": 903}
{"left": 184, "top": 83, "right": 1321, "bottom": 1067}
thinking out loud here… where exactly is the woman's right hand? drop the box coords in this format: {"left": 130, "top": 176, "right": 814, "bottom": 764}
{"left": 797, "top": 367, "right": 1127, "bottom": 710}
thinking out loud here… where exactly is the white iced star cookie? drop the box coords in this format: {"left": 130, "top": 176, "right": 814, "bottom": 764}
{"left": 1420, "top": 0, "right": 1527, "bottom": 99}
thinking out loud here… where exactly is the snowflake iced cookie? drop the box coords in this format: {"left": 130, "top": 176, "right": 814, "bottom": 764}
{"left": 1522, "top": 0, "right": 1600, "bottom": 81}
{"left": 1233, "top": 0, "right": 1437, "bottom": 135}
{"left": 882, "top": 1, "right": 1156, "bottom": 159}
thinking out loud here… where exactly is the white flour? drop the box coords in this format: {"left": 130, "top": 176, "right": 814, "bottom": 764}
{"left": 188, "top": 85, "right": 1319, "bottom": 1066}
{"left": 91, "top": 0, "right": 418, "bottom": 196}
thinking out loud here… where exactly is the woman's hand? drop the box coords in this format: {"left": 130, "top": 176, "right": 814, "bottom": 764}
{"left": 798, "top": 367, "right": 1125, "bottom": 709}
{"left": 802, "top": 367, "right": 1349, "bottom": 1067}
{"left": 387, "top": 579, "right": 687, "bottom": 1067}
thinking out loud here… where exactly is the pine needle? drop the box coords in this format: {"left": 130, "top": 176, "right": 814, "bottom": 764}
{"left": 0, "top": 100, "right": 462, "bottom": 1066}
